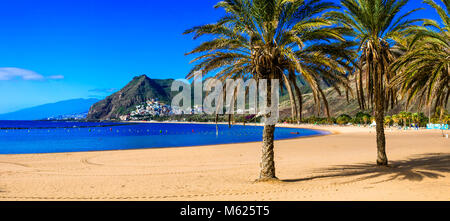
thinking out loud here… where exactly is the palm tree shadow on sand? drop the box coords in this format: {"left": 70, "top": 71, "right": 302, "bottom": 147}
{"left": 283, "top": 153, "right": 450, "bottom": 184}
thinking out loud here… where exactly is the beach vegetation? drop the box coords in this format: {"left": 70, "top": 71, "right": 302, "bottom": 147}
{"left": 391, "top": 0, "right": 449, "bottom": 120}
{"left": 336, "top": 114, "right": 352, "bottom": 125}
{"left": 329, "top": 0, "right": 427, "bottom": 166}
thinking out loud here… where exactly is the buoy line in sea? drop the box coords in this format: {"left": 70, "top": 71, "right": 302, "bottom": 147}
{"left": 0, "top": 123, "right": 138, "bottom": 130}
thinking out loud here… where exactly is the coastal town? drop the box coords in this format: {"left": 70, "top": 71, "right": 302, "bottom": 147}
{"left": 119, "top": 98, "right": 203, "bottom": 121}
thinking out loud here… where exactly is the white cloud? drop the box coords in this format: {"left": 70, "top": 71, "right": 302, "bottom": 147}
{"left": 0, "top": 68, "right": 64, "bottom": 81}
{"left": 48, "top": 75, "right": 64, "bottom": 80}
{"left": 0, "top": 68, "right": 44, "bottom": 81}
{"left": 89, "top": 88, "right": 118, "bottom": 93}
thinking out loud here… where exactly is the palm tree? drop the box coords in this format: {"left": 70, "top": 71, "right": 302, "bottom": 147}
{"left": 391, "top": 0, "right": 449, "bottom": 116}
{"left": 362, "top": 115, "right": 370, "bottom": 125}
{"left": 399, "top": 111, "right": 408, "bottom": 128}
{"left": 385, "top": 116, "right": 392, "bottom": 127}
{"left": 184, "top": 0, "right": 351, "bottom": 180}
{"left": 443, "top": 114, "right": 450, "bottom": 124}
{"left": 392, "top": 114, "right": 400, "bottom": 126}
{"left": 412, "top": 112, "right": 419, "bottom": 125}
{"left": 328, "top": 0, "right": 425, "bottom": 166}
{"left": 406, "top": 112, "right": 412, "bottom": 128}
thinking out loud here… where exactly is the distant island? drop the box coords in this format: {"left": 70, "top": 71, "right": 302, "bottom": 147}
{"left": 0, "top": 98, "right": 100, "bottom": 121}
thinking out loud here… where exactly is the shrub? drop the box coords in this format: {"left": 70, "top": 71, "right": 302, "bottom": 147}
{"left": 353, "top": 112, "right": 371, "bottom": 125}
{"left": 336, "top": 114, "right": 352, "bottom": 125}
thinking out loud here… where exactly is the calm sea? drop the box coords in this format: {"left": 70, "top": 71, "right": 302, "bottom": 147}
{"left": 0, "top": 120, "right": 329, "bottom": 154}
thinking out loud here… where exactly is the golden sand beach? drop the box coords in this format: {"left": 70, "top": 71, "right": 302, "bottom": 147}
{"left": 0, "top": 125, "right": 448, "bottom": 201}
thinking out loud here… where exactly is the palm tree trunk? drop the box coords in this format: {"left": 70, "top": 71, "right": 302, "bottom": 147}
{"left": 358, "top": 71, "right": 366, "bottom": 109}
{"left": 260, "top": 123, "right": 276, "bottom": 179}
{"left": 373, "top": 63, "right": 388, "bottom": 166}
{"left": 289, "top": 71, "right": 302, "bottom": 123}
{"left": 288, "top": 87, "right": 297, "bottom": 121}
{"left": 319, "top": 89, "right": 331, "bottom": 119}
{"left": 291, "top": 79, "right": 303, "bottom": 122}
{"left": 283, "top": 75, "right": 297, "bottom": 121}
{"left": 375, "top": 106, "right": 388, "bottom": 166}
{"left": 355, "top": 74, "right": 362, "bottom": 109}
{"left": 440, "top": 107, "right": 445, "bottom": 137}
{"left": 259, "top": 79, "right": 277, "bottom": 181}
{"left": 297, "top": 89, "right": 303, "bottom": 123}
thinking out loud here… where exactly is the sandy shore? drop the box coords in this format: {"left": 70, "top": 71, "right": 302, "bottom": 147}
{"left": 0, "top": 124, "right": 448, "bottom": 201}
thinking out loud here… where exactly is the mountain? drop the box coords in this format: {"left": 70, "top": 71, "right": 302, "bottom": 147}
{"left": 87, "top": 74, "right": 449, "bottom": 121}
{"left": 0, "top": 98, "right": 100, "bottom": 120}
{"left": 279, "top": 80, "right": 450, "bottom": 119}
{"left": 87, "top": 75, "right": 175, "bottom": 120}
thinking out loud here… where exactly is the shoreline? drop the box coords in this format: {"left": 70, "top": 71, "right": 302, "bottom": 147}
{"left": 0, "top": 124, "right": 448, "bottom": 201}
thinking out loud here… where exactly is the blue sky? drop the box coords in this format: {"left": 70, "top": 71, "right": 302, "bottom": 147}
{"left": 0, "top": 0, "right": 442, "bottom": 114}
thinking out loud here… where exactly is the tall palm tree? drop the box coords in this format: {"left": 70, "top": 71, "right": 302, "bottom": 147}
{"left": 327, "top": 0, "right": 425, "bottom": 165}
{"left": 399, "top": 111, "right": 408, "bottom": 128}
{"left": 362, "top": 115, "right": 370, "bottom": 125}
{"left": 385, "top": 115, "right": 392, "bottom": 127}
{"left": 184, "top": 0, "right": 352, "bottom": 180}
{"left": 406, "top": 112, "right": 412, "bottom": 128}
{"left": 392, "top": 114, "right": 400, "bottom": 126}
{"left": 443, "top": 114, "right": 450, "bottom": 124}
{"left": 412, "top": 112, "right": 420, "bottom": 127}
{"left": 391, "top": 0, "right": 449, "bottom": 116}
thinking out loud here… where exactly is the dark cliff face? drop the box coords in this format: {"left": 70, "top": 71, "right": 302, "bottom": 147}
{"left": 87, "top": 75, "right": 174, "bottom": 120}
